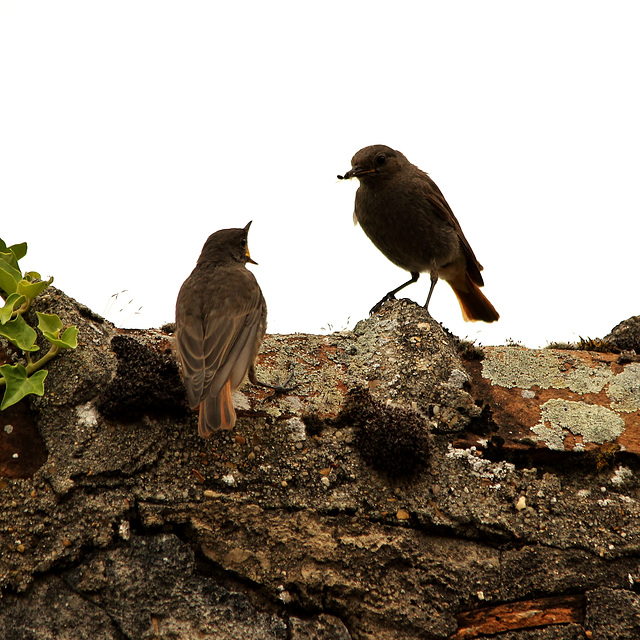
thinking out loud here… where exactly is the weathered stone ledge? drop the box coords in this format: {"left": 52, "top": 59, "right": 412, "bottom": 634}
{"left": 1, "top": 290, "right": 639, "bottom": 639}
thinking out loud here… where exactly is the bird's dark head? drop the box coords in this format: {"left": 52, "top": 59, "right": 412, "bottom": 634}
{"left": 338, "top": 145, "right": 407, "bottom": 182}
{"left": 198, "top": 221, "right": 258, "bottom": 266}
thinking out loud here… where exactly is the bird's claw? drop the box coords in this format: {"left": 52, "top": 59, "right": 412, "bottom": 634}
{"left": 253, "top": 369, "right": 297, "bottom": 398}
{"left": 271, "top": 372, "right": 297, "bottom": 394}
{"left": 369, "top": 294, "right": 396, "bottom": 315}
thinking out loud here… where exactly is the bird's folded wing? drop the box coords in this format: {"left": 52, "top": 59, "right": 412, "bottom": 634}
{"left": 422, "top": 179, "right": 485, "bottom": 286}
{"left": 203, "top": 298, "right": 264, "bottom": 398}
{"left": 175, "top": 318, "right": 206, "bottom": 408}
{"left": 176, "top": 276, "right": 264, "bottom": 407}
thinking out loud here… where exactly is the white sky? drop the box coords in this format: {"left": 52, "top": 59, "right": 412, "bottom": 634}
{"left": 1, "top": 1, "right": 638, "bottom": 348}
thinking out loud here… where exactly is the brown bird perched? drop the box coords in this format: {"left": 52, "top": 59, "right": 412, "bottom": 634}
{"left": 338, "top": 145, "right": 499, "bottom": 323}
{"left": 175, "top": 222, "right": 271, "bottom": 436}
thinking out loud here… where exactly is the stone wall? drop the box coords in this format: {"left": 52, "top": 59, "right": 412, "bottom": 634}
{"left": 1, "top": 290, "right": 640, "bottom": 639}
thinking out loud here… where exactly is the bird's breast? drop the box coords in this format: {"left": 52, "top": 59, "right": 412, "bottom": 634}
{"left": 354, "top": 182, "right": 459, "bottom": 273}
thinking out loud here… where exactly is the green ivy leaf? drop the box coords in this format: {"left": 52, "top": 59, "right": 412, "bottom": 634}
{"left": 36, "top": 312, "right": 62, "bottom": 338}
{"left": 0, "top": 364, "right": 47, "bottom": 410}
{"left": 0, "top": 239, "right": 26, "bottom": 259}
{"left": 57, "top": 325, "right": 79, "bottom": 349}
{"left": 0, "top": 245, "right": 19, "bottom": 271}
{"left": 36, "top": 312, "right": 78, "bottom": 349}
{"left": 0, "top": 314, "right": 39, "bottom": 352}
{"left": 9, "top": 242, "right": 28, "bottom": 262}
{"left": 0, "top": 239, "right": 78, "bottom": 413}
{"left": 0, "top": 255, "right": 22, "bottom": 295}
{"left": 0, "top": 293, "right": 27, "bottom": 324}
{"left": 18, "top": 276, "right": 53, "bottom": 302}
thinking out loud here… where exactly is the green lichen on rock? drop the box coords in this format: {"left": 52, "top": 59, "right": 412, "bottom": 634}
{"left": 482, "top": 347, "right": 614, "bottom": 394}
{"left": 531, "top": 399, "right": 626, "bottom": 451}
{"left": 607, "top": 363, "right": 640, "bottom": 413}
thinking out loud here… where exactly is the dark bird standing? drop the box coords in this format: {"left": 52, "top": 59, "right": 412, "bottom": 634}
{"left": 175, "top": 222, "right": 267, "bottom": 436}
{"left": 339, "top": 145, "right": 499, "bottom": 323}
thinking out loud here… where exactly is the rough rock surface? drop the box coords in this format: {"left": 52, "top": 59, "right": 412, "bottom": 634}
{"left": 1, "top": 291, "right": 640, "bottom": 639}
{"left": 605, "top": 314, "right": 640, "bottom": 352}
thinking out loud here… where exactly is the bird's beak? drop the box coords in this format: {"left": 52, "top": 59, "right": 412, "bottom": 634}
{"left": 245, "top": 242, "right": 258, "bottom": 265}
{"left": 244, "top": 221, "right": 258, "bottom": 264}
{"left": 337, "top": 166, "right": 375, "bottom": 180}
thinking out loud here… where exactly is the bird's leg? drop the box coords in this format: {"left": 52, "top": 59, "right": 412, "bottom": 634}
{"left": 424, "top": 270, "right": 438, "bottom": 312}
{"left": 370, "top": 271, "right": 420, "bottom": 314}
{"left": 249, "top": 364, "right": 297, "bottom": 396}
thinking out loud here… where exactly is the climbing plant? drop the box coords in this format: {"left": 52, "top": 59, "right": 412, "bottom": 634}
{"left": 0, "top": 239, "right": 78, "bottom": 410}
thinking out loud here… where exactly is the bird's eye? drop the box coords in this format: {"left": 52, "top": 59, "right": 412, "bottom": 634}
{"left": 375, "top": 154, "right": 387, "bottom": 166}
{"left": 240, "top": 238, "right": 247, "bottom": 247}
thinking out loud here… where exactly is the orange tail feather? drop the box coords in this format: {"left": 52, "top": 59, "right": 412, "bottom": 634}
{"left": 450, "top": 274, "right": 499, "bottom": 323}
{"left": 198, "top": 379, "right": 236, "bottom": 437}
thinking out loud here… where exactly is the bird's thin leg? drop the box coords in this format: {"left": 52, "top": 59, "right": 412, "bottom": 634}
{"left": 424, "top": 270, "right": 438, "bottom": 312}
{"left": 249, "top": 364, "right": 296, "bottom": 395}
{"left": 370, "top": 271, "right": 420, "bottom": 314}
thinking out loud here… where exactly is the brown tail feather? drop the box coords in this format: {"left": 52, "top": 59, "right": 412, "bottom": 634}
{"left": 198, "top": 379, "right": 236, "bottom": 437}
{"left": 450, "top": 274, "right": 499, "bottom": 323}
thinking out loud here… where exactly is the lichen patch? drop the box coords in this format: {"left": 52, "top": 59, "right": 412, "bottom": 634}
{"left": 531, "top": 398, "right": 625, "bottom": 450}
{"left": 482, "top": 347, "right": 614, "bottom": 393}
{"left": 607, "top": 363, "right": 640, "bottom": 413}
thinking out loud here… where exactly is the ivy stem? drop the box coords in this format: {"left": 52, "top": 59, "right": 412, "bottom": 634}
{"left": 25, "top": 344, "right": 60, "bottom": 375}
{"left": 0, "top": 344, "right": 61, "bottom": 390}
{"left": 16, "top": 299, "right": 32, "bottom": 315}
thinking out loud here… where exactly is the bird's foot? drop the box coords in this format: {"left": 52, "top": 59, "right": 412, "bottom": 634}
{"left": 251, "top": 369, "right": 297, "bottom": 399}
{"left": 369, "top": 294, "right": 396, "bottom": 315}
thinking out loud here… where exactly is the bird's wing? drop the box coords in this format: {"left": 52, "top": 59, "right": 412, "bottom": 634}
{"left": 175, "top": 302, "right": 207, "bottom": 408}
{"left": 175, "top": 269, "right": 265, "bottom": 407}
{"left": 420, "top": 174, "right": 485, "bottom": 286}
{"left": 202, "top": 290, "right": 265, "bottom": 397}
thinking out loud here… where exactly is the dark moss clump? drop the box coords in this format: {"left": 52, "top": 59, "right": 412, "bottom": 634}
{"left": 467, "top": 403, "right": 497, "bottom": 437}
{"left": 338, "top": 387, "right": 430, "bottom": 477}
{"left": 97, "top": 335, "right": 189, "bottom": 421}
{"left": 301, "top": 413, "right": 325, "bottom": 436}
{"left": 458, "top": 339, "right": 485, "bottom": 361}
